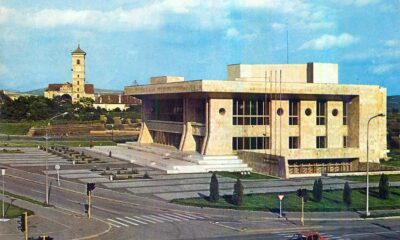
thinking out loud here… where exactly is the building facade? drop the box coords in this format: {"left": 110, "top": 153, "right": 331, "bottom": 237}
{"left": 94, "top": 93, "right": 141, "bottom": 111}
{"left": 44, "top": 45, "right": 94, "bottom": 103}
{"left": 125, "top": 63, "right": 387, "bottom": 177}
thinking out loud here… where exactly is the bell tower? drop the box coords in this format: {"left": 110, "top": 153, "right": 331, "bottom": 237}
{"left": 71, "top": 44, "right": 86, "bottom": 102}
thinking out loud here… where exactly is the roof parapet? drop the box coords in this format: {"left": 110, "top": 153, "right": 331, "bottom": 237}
{"left": 150, "top": 76, "right": 184, "bottom": 84}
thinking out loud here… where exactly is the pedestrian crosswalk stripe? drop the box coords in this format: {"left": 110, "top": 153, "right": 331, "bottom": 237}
{"left": 148, "top": 214, "right": 174, "bottom": 222}
{"left": 156, "top": 214, "right": 182, "bottom": 222}
{"left": 172, "top": 213, "right": 197, "bottom": 220}
{"left": 132, "top": 216, "right": 157, "bottom": 224}
{"left": 125, "top": 216, "right": 147, "bottom": 225}
{"left": 116, "top": 217, "right": 139, "bottom": 226}
{"left": 108, "top": 218, "right": 129, "bottom": 227}
{"left": 140, "top": 215, "right": 164, "bottom": 223}
{"left": 107, "top": 221, "right": 121, "bottom": 228}
{"left": 181, "top": 213, "right": 205, "bottom": 219}
{"left": 165, "top": 213, "right": 191, "bottom": 220}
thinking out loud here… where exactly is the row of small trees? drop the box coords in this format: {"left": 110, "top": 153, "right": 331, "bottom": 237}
{"left": 210, "top": 173, "right": 244, "bottom": 206}
{"left": 210, "top": 173, "right": 390, "bottom": 207}
{"left": 312, "top": 173, "right": 390, "bottom": 206}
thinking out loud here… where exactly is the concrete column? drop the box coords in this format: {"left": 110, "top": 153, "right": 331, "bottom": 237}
{"left": 300, "top": 101, "right": 316, "bottom": 149}
{"left": 181, "top": 122, "right": 196, "bottom": 152}
{"left": 204, "top": 99, "right": 232, "bottom": 155}
{"left": 327, "top": 101, "right": 343, "bottom": 148}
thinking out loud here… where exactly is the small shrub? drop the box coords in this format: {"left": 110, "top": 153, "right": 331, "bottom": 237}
{"left": 143, "top": 172, "right": 151, "bottom": 179}
{"left": 232, "top": 179, "right": 244, "bottom": 206}
{"left": 379, "top": 174, "right": 390, "bottom": 199}
{"left": 106, "top": 166, "right": 110, "bottom": 171}
{"left": 209, "top": 173, "right": 219, "bottom": 202}
{"left": 312, "top": 178, "right": 323, "bottom": 202}
{"left": 343, "top": 182, "right": 352, "bottom": 207}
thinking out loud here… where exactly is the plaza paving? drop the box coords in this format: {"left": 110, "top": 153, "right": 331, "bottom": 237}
{"left": 3, "top": 147, "right": 398, "bottom": 202}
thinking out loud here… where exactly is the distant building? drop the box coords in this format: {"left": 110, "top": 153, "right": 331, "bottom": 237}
{"left": 44, "top": 44, "right": 94, "bottom": 103}
{"left": 94, "top": 93, "right": 140, "bottom": 111}
{"left": 125, "top": 63, "right": 387, "bottom": 178}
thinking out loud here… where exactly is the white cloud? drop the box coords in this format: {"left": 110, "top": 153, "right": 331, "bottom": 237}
{"left": 341, "top": 0, "right": 380, "bottom": 6}
{"left": 370, "top": 64, "right": 396, "bottom": 74}
{"left": 300, "top": 33, "right": 359, "bottom": 50}
{"left": 385, "top": 39, "right": 400, "bottom": 47}
{"left": 225, "top": 27, "right": 239, "bottom": 38}
{"left": 0, "top": 6, "right": 13, "bottom": 24}
{"left": 1, "top": 1, "right": 230, "bottom": 31}
{"left": 0, "top": 63, "right": 7, "bottom": 75}
{"left": 225, "top": 27, "right": 256, "bottom": 41}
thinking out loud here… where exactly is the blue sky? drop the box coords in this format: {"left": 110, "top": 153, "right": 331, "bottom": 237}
{"left": 0, "top": 0, "right": 399, "bottom": 95}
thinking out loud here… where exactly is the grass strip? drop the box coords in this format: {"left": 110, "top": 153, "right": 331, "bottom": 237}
{"left": 172, "top": 187, "right": 400, "bottom": 212}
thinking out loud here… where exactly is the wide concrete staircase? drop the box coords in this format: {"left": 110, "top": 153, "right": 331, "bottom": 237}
{"left": 118, "top": 142, "right": 252, "bottom": 174}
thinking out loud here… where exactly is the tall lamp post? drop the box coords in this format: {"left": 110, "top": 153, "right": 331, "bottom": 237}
{"left": 366, "top": 113, "right": 385, "bottom": 216}
{"left": 45, "top": 112, "right": 68, "bottom": 205}
{"left": 1, "top": 168, "right": 5, "bottom": 221}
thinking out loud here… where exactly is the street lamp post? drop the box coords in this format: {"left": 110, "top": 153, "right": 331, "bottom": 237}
{"left": 55, "top": 164, "right": 60, "bottom": 186}
{"left": 366, "top": 113, "right": 385, "bottom": 216}
{"left": 1, "top": 168, "right": 5, "bottom": 220}
{"left": 45, "top": 112, "right": 68, "bottom": 205}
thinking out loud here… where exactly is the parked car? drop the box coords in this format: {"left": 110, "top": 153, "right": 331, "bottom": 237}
{"left": 290, "top": 232, "right": 328, "bottom": 240}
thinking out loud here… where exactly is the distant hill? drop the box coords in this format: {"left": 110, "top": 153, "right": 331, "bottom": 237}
{"left": 388, "top": 95, "right": 400, "bottom": 112}
{"left": 21, "top": 88, "right": 123, "bottom": 96}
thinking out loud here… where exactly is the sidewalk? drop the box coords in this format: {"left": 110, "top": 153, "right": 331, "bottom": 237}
{"left": 0, "top": 195, "right": 110, "bottom": 240}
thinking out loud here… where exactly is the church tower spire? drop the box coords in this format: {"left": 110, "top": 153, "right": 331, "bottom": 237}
{"left": 71, "top": 44, "right": 86, "bottom": 102}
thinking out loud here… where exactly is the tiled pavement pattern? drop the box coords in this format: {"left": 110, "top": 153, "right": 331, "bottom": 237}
{"left": 0, "top": 148, "right": 68, "bottom": 167}
{"left": 106, "top": 212, "right": 208, "bottom": 228}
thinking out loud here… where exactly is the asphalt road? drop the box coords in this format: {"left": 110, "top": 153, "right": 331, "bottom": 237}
{"left": 2, "top": 164, "right": 400, "bottom": 239}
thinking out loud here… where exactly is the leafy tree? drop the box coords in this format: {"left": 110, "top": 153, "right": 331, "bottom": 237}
{"left": 232, "top": 179, "right": 244, "bottom": 206}
{"left": 378, "top": 174, "right": 390, "bottom": 199}
{"left": 209, "top": 173, "right": 219, "bottom": 202}
{"left": 343, "top": 182, "right": 352, "bottom": 207}
{"left": 297, "top": 188, "right": 308, "bottom": 202}
{"left": 79, "top": 97, "right": 95, "bottom": 108}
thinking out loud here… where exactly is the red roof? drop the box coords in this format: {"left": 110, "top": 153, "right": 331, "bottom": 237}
{"left": 84, "top": 84, "right": 94, "bottom": 94}
{"left": 47, "top": 84, "right": 66, "bottom": 91}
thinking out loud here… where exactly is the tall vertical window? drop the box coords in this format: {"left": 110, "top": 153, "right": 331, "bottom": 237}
{"left": 232, "top": 137, "right": 270, "bottom": 150}
{"left": 289, "top": 100, "right": 299, "bottom": 125}
{"left": 316, "top": 101, "right": 326, "bottom": 125}
{"left": 343, "top": 136, "right": 348, "bottom": 148}
{"left": 233, "top": 99, "right": 270, "bottom": 126}
{"left": 316, "top": 136, "right": 326, "bottom": 148}
{"left": 77, "top": 81, "right": 80, "bottom": 85}
{"left": 77, "top": 59, "right": 80, "bottom": 65}
{"left": 289, "top": 136, "right": 300, "bottom": 149}
{"left": 343, "top": 101, "right": 349, "bottom": 125}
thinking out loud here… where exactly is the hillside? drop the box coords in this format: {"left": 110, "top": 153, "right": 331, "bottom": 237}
{"left": 21, "top": 88, "right": 123, "bottom": 96}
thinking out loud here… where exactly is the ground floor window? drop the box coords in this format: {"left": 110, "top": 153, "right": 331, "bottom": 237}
{"left": 232, "top": 137, "right": 270, "bottom": 150}
{"left": 289, "top": 136, "right": 300, "bottom": 149}
{"left": 316, "top": 136, "right": 326, "bottom": 148}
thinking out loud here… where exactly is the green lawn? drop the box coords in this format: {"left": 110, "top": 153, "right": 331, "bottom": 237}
{"left": 172, "top": 187, "right": 400, "bottom": 212}
{"left": 0, "top": 122, "right": 36, "bottom": 135}
{"left": 338, "top": 174, "right": 400, "bottom": 182}
{"left": 216, "top": 171, "right": 277, "bottom": 180}
{"left": 383, "top": 149, "right": 400, "bottom": 167}
{"left": 0, "top": 140, "right": 117, "bottom": 148}
{"left": 0, "top": 203, "right": 33, "bottom": 218}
